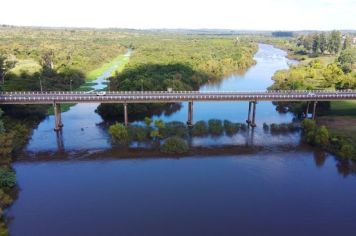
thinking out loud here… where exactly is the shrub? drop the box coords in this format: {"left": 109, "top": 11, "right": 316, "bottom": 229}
{"left": 0, "top": 167, "right": 16, "bottom": 189}
{"left": 160, "top": 136, "right": 189, "bottom": 154}
{"left": 144, "top": 117, "right": 152, "bottom": 127}
{"left": 339, "top": 144, "right": 354, "bottom": 159}
{"left": 314, "top": 126, "right": 329, "bottom": 147}
{"left": 128, "top": 125, "right": 149, "bottom": 142}
{"left": 109, "top": 123, "right": 129, "bottom": 144}
{"left": 160, "top": 121, "right": 188, "bottom": 139}
{"left": 192, "top": 120, "right": 208, "bottom": 136}
{"left": 301, "top": 119, "right": 317, "bottom": 132}
{"left": 208, "top": 119, "right": 223, "bottom": 135}
{"left": 223, "top": 120, "right": 239, "bottom": 136}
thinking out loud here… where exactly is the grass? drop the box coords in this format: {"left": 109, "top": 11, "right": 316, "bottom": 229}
{"left": 86, "top": 54, "right": 128, "bottom": 81}
{"left": 318, "top": 101, "right": 356, "bottom": 143}
{"left": 48, "top": 53, "right": 130, "bottom": 114}
{"left": 329, "top": 101, "right": 356, "bottom": 116}
{"left": 318, "top": 116, "right": 356, "bottom": 142}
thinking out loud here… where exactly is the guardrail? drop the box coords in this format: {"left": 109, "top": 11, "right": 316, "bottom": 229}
{"left": 1, "top": 89, "right": 356, "bottom": 96}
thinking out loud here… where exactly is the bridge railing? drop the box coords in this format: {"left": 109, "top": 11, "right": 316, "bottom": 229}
{"left": 1, "top": 89, "right": 356, "bottom": 96}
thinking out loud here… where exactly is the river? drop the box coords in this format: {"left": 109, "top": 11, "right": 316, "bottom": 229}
{"left": 7, "top": 44, "right": 356, "bottom": 235}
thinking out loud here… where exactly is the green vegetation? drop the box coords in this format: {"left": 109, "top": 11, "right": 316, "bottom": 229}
{"left": 97, "top": 35, "right": 257, "bottom": 120}
{"left": 208, "top": 119, "right": 224, "bottom": 136}
{"left": 267, "top": 31, "right": 356, "bottom": 160}
{"left": 270, "top": 60, "right": 356, "bottom": 90}
{"left": 301, "top": 119, "right": 355, "bottom": 160}
{"left": 160, "top": 137, "right": 189, "bottom": 154}
{"left": 0, "top": 26, "right": 127, "bottom": 80}
{"left": 86, "top": 54, "right": 129, "bottom": 81}
{"left": 192, "top": 121, "right": 209, "bottom": 136}
{"left": 0, "top": 108, "right": 20, "bottom": 234}
{"left": 264, "top": 123, "right": 300, "bottom": 134}
{"left": 109, "top": 123, "right": 129, "bottom": 144}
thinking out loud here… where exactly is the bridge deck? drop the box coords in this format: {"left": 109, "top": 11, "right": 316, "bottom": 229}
{"left": 1, "top": 90, "right": 356, "bottom": 104}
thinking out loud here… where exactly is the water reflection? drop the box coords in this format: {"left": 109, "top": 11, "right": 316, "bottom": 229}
{"left": 55, "top": 130, "right": 65, "bottom": 152}
{"left": 8, "top": 151, "right": 356, "bottom": 236}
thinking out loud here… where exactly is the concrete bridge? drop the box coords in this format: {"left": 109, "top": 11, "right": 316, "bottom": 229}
{"left": 1, "top": 90, "right": 356, "bottom": 130}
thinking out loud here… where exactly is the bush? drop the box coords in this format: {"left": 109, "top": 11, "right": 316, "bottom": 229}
{"left": 301, "top": 119, "right": 317, "bottom": 132}
{"left": 160, "top": 121, "right": 188, "bottom": 139}
{"left": 128, "top": 125, "right": 149, "bottom": 142}
{"left": 0, "top": 167, "right": 16, "bottom": 189}
{"left": 208, "top": 119, "right": 223, "bottom": 135}
{"left": 192, "top": 120, "right": 208, "bottom": 136}
{"left": 160, "top": 136, "right": 189, "bottom": 154}
{"left": 108, "top": 123, "right": 129, "bottom": 144}
{"left": 223, "top": 120, "right": 239, "bottom": 136}
{"left": 314, "top": 126, "right": 329, "bottom": 147}
{"left": 339, "top": 144, "right": 354, "bottom": 159}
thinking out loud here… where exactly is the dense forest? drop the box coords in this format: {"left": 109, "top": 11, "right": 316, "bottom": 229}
{"left": 97, "top": 35, "right": 257, "bottom": 119}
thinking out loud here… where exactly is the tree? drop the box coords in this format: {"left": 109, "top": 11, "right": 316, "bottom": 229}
{"left": 144, "top": 117, "right": 152, "bottom": 127}
{"left": 0, "top": 109, "right": 4, "bottom": 134}
{"left": 328, "top": 31, "right": 342, "bottom": 55}
{"left": 338, "top": 48, "right": 356, "bottom": 73}
{"left": 319, "top": 33, "right": 327, "bottom": 54}
{"left": 40, "top": 50, "right": 55, "bottom": 76}
{"left": 0, "top": 167, "right": 16, "bottom": 188}
{"left": 312, "top": 34, "right": 320, "bottom": 54}
{"left": 0, "top": 54, "right": 17, "bottom": 85}
{"left": 339, "top": 144, "right": 354, "bottom": 159}
{"left": 108, "top": 123, "right": 129, "bottom": 144}
{"left": 342, "top": 35, "right": 352, "bottom": 50}
{"left": 154, "top": 119, "right": 165, "bottom": 129}
{"left": 302, "top": 35, "right": 313, "bottom": 53}
{"left": 314, "top": 126, "right": 329, "bottom": 147}
{"left": 160, "top": 136, "right": 189, "bottom": 154}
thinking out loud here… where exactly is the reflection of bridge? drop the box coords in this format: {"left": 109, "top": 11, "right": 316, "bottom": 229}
{"left": 1, "top": 90, "right": 356, "bottom": 130}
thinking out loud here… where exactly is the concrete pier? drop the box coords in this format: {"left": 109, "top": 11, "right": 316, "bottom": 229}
{"left": 312, "top": 101, "right": 318, "bottom": 120}
{"left": 187, "top": 101, "right": 193, "bottom": 126}
{"left": 246, "top": 102, "right": 252, "bottom": 125}
{"left": 53, "top": 103, "right": 63, "bottom": 131}
{"left": 251, "top": 101, "right": 257, "bottom": 128}
{"left": 124, "top": 103, "right": 128, "bottom": 126}
{"left": 305, "top": 101, "right": 310, "bottom": 118}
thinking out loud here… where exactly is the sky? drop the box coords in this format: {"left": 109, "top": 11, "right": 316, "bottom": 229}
{"left": 0, "top": 0, "right": 355, "bottom": 30}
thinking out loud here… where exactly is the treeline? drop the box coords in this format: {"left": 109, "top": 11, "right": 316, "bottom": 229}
{"left": 0, "top": 27, "right": 127, "bottom": 76}
{"left": 0, "top": 108, "right": 22, "bottom": 235}
{"left": 97, "top": 35, "right": 257, "bottom": 120}
{"left": 270, "top": 59, "right": 356, "bottom": 90}
{"left": 272, "top": 31, "right": 294, "bottom": 37}
{"left": 296, "top": 31, "right": 350, "bottom": 56}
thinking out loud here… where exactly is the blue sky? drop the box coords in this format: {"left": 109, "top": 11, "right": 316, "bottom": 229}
{"left": 0, "top": 0, "right": 355, "bottom": 30}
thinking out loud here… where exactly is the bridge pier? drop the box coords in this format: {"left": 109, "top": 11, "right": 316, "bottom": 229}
{"left": 305, "top": 101, "right": 310, "bottom": 118}
{"left": 187, "top": 101, "right": 193, "bottom": 126}
{"left": 124, "top": 103, "right": 128, "bottom": 126}
{"left": 53, "top": 103, "right": 63, "bottom": 131}
{"left": 246, "top": 102, "right": 252, "bottom": 125}
{"left": 312, "top": 101, "right": 318, "bottom": 120}
{"left": 251, "top": 101, "right": 257, "bottom": 128}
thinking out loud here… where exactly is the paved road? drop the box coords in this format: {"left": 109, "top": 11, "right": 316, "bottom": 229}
{"left": 1, "top": 90, "right": 356, "bottom": 104}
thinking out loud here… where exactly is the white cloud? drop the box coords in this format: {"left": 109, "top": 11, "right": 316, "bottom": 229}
{"left": 0, "top": 0, "right": 355, "bottom": 30}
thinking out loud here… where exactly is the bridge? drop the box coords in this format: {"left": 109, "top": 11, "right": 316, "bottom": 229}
{"left": 1, "top": 90, "right": 356, "bottom": 130}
